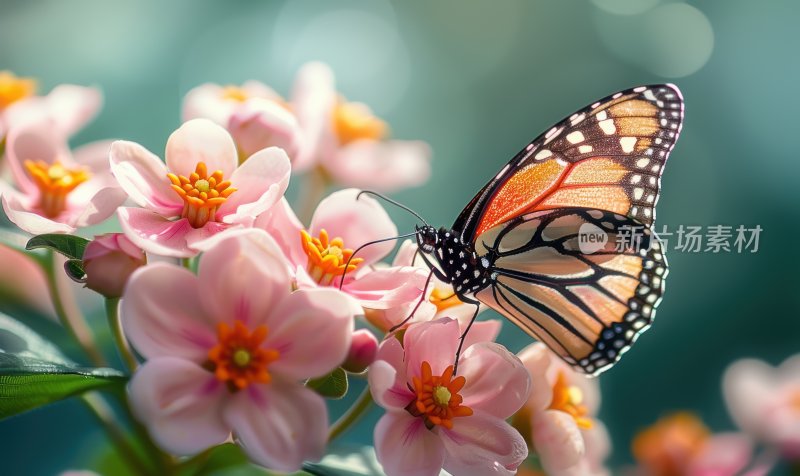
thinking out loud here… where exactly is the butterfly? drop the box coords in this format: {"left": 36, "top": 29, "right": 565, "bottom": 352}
{"left": 412, "top": 84, "right": 684, "bottom": 376}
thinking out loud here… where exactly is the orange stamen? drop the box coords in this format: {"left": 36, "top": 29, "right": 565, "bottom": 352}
{"left": 429, "top": 286, "right": 463, "bottom": 314}
{"left": 332, "top": 100, "right": 388, "bottom": 145}
{"left": 168, "top": 162, "right": 236, "bottom": 228}
{"left": 221, "top": 85, "right": 249, "bottom": 102}
{"left": 300, "top": 229, "right": 363, "bottom": 286}
{"left": 0, "top": 71, "right": 37, "bottom": 109}
{"left": 548, "top": 371, "right": 593, "bottom": 429}
{"left": 208, "top": 321, "right": 279, "bottom": 391}
{"left": 23, "top": 160, "right": 89, "bottom": 218}
{"left": 408, "top": 361, "right": 473, "bottom": 430}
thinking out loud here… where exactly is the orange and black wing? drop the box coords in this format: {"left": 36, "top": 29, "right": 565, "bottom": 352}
{"left": 453, "top": 84, "right": 683, "bottom": 243}
{"left": 474, "top": 207, "right": 667, "bottom": 375}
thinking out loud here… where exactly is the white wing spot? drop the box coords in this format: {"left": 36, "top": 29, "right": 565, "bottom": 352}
{"left": 534, "top": 149, "right": 552, "bottom": 161}
{"left": 630, "top": 174, "right": 642, "bottom": 184}
{"left": 633, "top": 187, "right": 644, "bottom": 200}
{"left": 596, "top": 110, "right": 608, "bottom": 121}
{"left": 570, "top": 113, "right": 586, "bottom": 125}
{"left": 636, "top": 158, "right": 650, "bottom": 168}
{"left": 643, "top": 90, "right": 657, "bottom": 101}
{"left": 634, "top": 86, "right": 646, "bottom": 93}
{"left": 620, "top": 137, "right": 637, "bottom": 153}
{"left": 567, "top": 131, "right": 585, "bottom": 144}
{"left": 579, "top": 145, "right": 593, "bottom": 154}
{"left": 599, "top": 119, "right": 616, "bottom": 135}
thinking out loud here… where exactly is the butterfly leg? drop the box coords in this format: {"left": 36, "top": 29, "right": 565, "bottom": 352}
{"left": 453, "top": 298, "right": 480, "bottom": 375}
{"left": 388, "top": 269, "right": 436, "bottom": 333}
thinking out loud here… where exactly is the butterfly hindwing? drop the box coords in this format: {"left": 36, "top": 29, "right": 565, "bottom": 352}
{"left": 473, "top": 207, "right": 667, "bottom": 375}
{"left": 453, "top": 84, "right": 684, "bottom": 243}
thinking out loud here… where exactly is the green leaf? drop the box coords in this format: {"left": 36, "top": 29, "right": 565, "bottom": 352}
{"left": 303, "top": 447, "right": 387, "bottom": 476}
{"left": 0, "top": 312, "right": 126, "bottom": 420}
{"left": 306, "top": 367, "right": 348, "bottom": 399}
{"left": 64, "top": 258, "right": 87, "bottom": 281}
{"left": 26, "top": 233, "right": 90, "bottom": 261}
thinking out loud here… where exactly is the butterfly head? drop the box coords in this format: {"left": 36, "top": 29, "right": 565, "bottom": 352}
{"left": 415, "top": 224, "right": 439, "bottom": 254}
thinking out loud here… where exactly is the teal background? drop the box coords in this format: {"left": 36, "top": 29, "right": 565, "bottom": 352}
{"left": 1, "top": 0, "right": 799, "bottom": 474}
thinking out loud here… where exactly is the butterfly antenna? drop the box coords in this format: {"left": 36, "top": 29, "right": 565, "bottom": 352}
{"left": 338, "top": 231, "right": 418, "bottom": 290}
{"left": 357, "top": 190, "right": 429, "bottom": 226}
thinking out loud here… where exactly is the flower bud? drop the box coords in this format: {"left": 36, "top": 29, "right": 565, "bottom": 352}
{"left": 228, "top": 98, "right": 301, "bottom": 160}
{"left": 342, "top": 329, "right": 379, "bottom": 374}
{"left": 83, "top": 233, "right": 145, "bottom": 298}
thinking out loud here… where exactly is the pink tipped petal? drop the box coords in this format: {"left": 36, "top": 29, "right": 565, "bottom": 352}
{"left": 392, "top": 239, "right": 418, "bottom": 267}
{"left": 219, "top": 146, "right": 290, "bottom": 223}
{"left": 43, "top": 84, "right": 102, "bottom": 135}
{"left": 310, "top": 188, "right": 397, "bottom": 266}
{"left": 109, "top": 140, "right": 181, "bottom": 215}
{"left": 369, "top": 339, "right": 414, "bottom": 410}
{"left": 532, "top": 410, "right": 585, "bottom": 472}
{"left": 344, "top": 266, "right": 428, "bottom": 310}
{"left": 228, "top": 98, "right": 301, "bottom": 159}
{"left": 165, "top": 119, "right": 237, "bottom": 178}
{"left": 254, "top": 197, "right": 306, "bottom": 267}
{"left": 457, "top": 342, "right": 530, "bottom": 419}
{"left": 129, "top": 358, "right": 228, "bottom": 456}
{"left": 290, "top": 62, "right": 336, "bottom": 172}
{"left": 325, "top": 140, "right": 431, "bottom": 193}
{"left": 266, "top": 288, "right": 354, "bottom": 379}
{"left": 121, "top": 263, "right": 217, "bottom": 360}
{"left": 70, "top": 186, "right": 127, "bottom": 228}
{"left": 519, "top": 343, "right": 557, "bottom": 412}
{"left": 460, "top": 319, "right": 501, "bottom": 349}
{"left": 182, "top": 222, "right": 232, "bottom": 252}
{"left": 6, "top": 119, "right": 70, "bottom": 195}
{"left": 72, "top": 140, "right": 114, "bottom": 175}
{"left": 182, "top": 83, "right": 233, "bottom": 124}
{"left": 196, "top": 230, "right": 291, "bottom": 326}
{"left": 2, "top": 192, "right": 74, "bottom": 234}
{"left": 117, "top": 207, "right": 194, "bottom": 257}
{"left": 441, "top": 411, "right": 528, "bottom": 476}
{"left": 224, "top": 382, "right": 328, "bottom": 472}
{"left": 404, "top": 318, "right": 460, "bottom": 379}
{"left": 374, "top": 412, "right": 446, "bottom": 476}
{"left": 0, "top": 243, "right": 55, "bottom": 318}
{"left": 241, "top": 80, "right": 282, "bottom": 101}
{"left": 688, "top": 433, "right": 753, "bottom": 476}
{"left": 723, "top": 359, "right": 774, "bottom": 437}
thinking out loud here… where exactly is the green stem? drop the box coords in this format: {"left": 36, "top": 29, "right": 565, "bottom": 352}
{"left": 81, "top": 393, "right": 153, "bottom": 475}
{"left": 328, "top": 387, "right": 374, "bottom": 443}
{"left": 105, "top": 298, "right": 138, "bottom": 372}
{"left": 297, "top": 166, "right": 329, "bottom": 225}
{"left": 43, "top": 250, "right": 106, "bottom": 366}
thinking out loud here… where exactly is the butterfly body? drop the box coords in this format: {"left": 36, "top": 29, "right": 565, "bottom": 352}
{"left": 413, "top": 84, "right": 684, "bottom": 376}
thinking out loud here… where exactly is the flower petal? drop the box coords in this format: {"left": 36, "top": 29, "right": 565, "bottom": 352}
{"left": 344, "top": 266, "right": 428, "bottom": 310}
{"left": 290, "top": 61, "right": 336, "bottom": 172}
{"left": 404, "top": 318, "right": 460, "bottom": 380}
{"left": 182, "top": 83, "right": 235, "bottom": 125}
{"left": 129, "top": 357, "right": 228, "bottom": 455}
{"left": 254, "top": 197, "right": 306, "bottom": 267}
{"left": 70, "top": 186, "right": 127, "bottom": 228}
{"left": 440, "top": 411, "right": 527, "bottom": 476}
{"left": 121, "top": 262, "right": 216, "bottom": 361}
{"left": 460, "top": 319, "right": 501, "bottom": 350}
{"left": 117, "top": 207, "right": 194, "bottom": 257}
{"left": 224, "top": 382, "right": 328, "bottom": 472}
{"left": 324, "top": 140, "right": 431, "bottom": 193}
{"left": 2, "top": 191, "right": 74, "bottom": 234}
{"left": 309, "top": 188, "right": 397, "bottom": 266}
{"left": 196, "top": 228, "right": 292, "bottom": 328}
{"left": 165, "top": 119, "right": 237, "bottom": 178}
{"left": 72, "top": 140, "right": 114, "bottom": 176}
{"left": 519, "top": 343, "right": 557, "bottom": 412}
{"left": 374, "top": 412, "right": 446, "bottom": 476}
{"left": 532, "top": 409, "right": 585, "bottom": 472}
{"left": 42, "top": 84, "right": 102, "bottom": 135}
{"left": 458, "top": 342, "right": 530, "bottom": 419}
{"left": 109, "top": 140, "right": 181, "bottom": 215}
{"left": 687, "top": 432, "right": 753, "bottom": 476}
{"left": 369, "top": 338, "right": 414, "bottom": 410}
{"left": 266, "top": 288, "right": 354, "bottom": 380}
{"left": 5, "top": 118, "right": 70, "bottom": 195}
{"left": 219, "top": 146, "right": 290, "bottom": 225}
{"left": 228, "top": 97, "right": 302, "bottom": 159}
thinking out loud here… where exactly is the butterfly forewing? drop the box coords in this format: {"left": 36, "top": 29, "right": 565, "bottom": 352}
{"left": 453, "top": 84, "right": 684, "bottom": 243}
{"left": 473, "top": 207, "right": 667, "bottom": 375}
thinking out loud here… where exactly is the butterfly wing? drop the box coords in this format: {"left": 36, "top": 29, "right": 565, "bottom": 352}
{"left": 453, "top": 84, "right": 683, "bottom": 243}
{"left": 474, "top": 207, "right": 667, "bottom": 375}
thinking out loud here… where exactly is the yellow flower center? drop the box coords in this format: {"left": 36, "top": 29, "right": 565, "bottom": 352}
{"left": 0, "top": 71, "right": 37, "bottom": 109}
{"left": 332, "top": 101, "right": 388, "bottom": 145}
{"left": 408, "top": 361, "right": 473, "bottom": 430}
{"left": 167, "top": 162, "right": 236, "bottom": 229}
{"left": 548, "top": 371, "right": 593, "bottom": 429}
{"left": 221, "top": 85, "right": 249, "bottom": 102}
{"left": 429, "top": 286, "right": 463, "bottom": 314}
{"left": 632, "top": 412, "right": 710, "bottom": 476}
{"left": 300, "top": 229, "right": 363, "bottom": 286}
{"left": 208, "top": 321, "right": 280, "bottom": 391}
{"left": 23, "top": 160, "right": 89, "bottom": 218}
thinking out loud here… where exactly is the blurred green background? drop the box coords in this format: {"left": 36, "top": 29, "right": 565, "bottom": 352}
{"left": 2, "top": 0, "right": 799, "bottom": 474}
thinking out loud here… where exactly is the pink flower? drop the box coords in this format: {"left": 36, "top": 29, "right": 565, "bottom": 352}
{"left": 368, "top": 317, "right": 529, "bottom": 476}
{"left": 123, "top": 229, "right": 354, "bottom": 471}
{"left": 1, "top": 118, "right": 126, "bottom": 234}
{"left": 83, "top": 233, "right": 146, "bottom": 298}
{"left": 291, "top": 62, "right": 431, "bottom": 192}
{"left": 724, "top": 354, "right": 800, "bottom": 459}
{"left": 0, "top": 241, "right": 55, "bottom": 318}
{"left": 518, "top": 343, "right": 609, "bottom": 476}
{"left": 110, "top": 118, "right": 290, "bottom": 257}
{"left": 255, "top": 188, "right": 429, "bottom": 319}
{"left": 182, "top": 81, "right": 302, "bottom": 161}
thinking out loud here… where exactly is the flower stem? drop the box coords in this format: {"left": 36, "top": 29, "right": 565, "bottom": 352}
{"left": 328, "top": 386, "right": 374, "bottom": 442}
{"left": 43, "top": 249, "right": 106, "bottom": 366}
{"left": 81, "top": 393, "right": 153, "bottom": 475}
{"left": 104, "top": 298, "right": 138, "bottom": 372}
{"left": 297, "top": 166, "right": 329, "bottom": 225}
